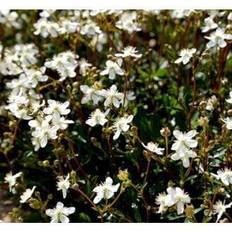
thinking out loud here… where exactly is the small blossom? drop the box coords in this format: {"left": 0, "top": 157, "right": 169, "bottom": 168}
{"left": 80, "top": 85, "right": 104, "bottom": 105}
{"left": 124, "top": 91, "right": 136, "bottom": 107}
{"left": 86, "top": 109, "right": 108, "bottom": 127}
{"left": 4, "top": 172, "right": 22, "bottom": 193}
{"left": 43, "top": 100, "right": 71, "bottom": 118}
{"left": 112, "top": 115, "right": 133, "bottom": 140}
{"left": 171, "top": 10, "right": 195, "bottom": 19}
{"left": 205, "top": 28, "right": 232, "bottom": 49}
{"left": 212, "top": 168, "right": 232, "bottom": 186}
{"left": 171, "top": 149, "right": 197, "bottom": 168}
{"left": 46, "top": 202, "right": 75, "bottom": 223}
{"left": 101, "top": 85, "right": 124, "bottom": 108}
{"left": 51, "top": 114, "right": 74, "bottom": 130}
{"left": 213, "top": 200, "right": 232, "bottom": 222}
{"left": 100, "top": 60, "right": 124, "bottom": 80}
{"left": 206, "top": 95, "right": 217, "bottom": 111}
{"left": 142, "top": 142, "right": 164, "bottom": 155}
{"left": 175, "top": 48, "right": 196, "bottom": 65}
{"left": 156, "top": 192, "right": 169, "bottom": 214}
{"left": 57, "top": 174, "right": 70, "bottom": 199}
{"left": 116, "top": 12, "right": 141, "bottom": 33}
{"left": 115, "top": 46, "right": 142, "bottom": 58}
{"left": 156, "top": 187, "right": 191, "bottom": 215}
{"left": 58, "top": 20, "right": 79, "bottom": 35}
{"left": 171, "top": 130, "right": 198, "bottom": 168}
{"left": 34, "top": 18, "right": 59, "bottom": 38}
{"left": 20, "top": 186, "right": 36, "bottom": 203}
{"left": 201, "top": 17, "right": 218, "bottom": 33}
{"left": 169, "top": 187, "right": 191, "bottom": 215}
{"left": 78, "top": 58, "right": 92, "bottom": 76}
{"left": 228, "top": 12, "right": 232, "bottom": 21}
{"left": 171, "top": 130, "right": 198, "bottom": 155}
{"left": 45, "top": 51, "right": 78, "bottom": 81}
{"left": 222, "top": 117, "right": 232, "bottom": 130}
{"left": 29, "top": 116, "right": 59, "bottom": 150}
{"left": 93, "top": 177, "right": 120, "bottom": 204}
{"left": 80, "top": 20, "right": 102, "bottom": 37}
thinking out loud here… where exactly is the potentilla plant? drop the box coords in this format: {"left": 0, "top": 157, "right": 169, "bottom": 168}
{"left": 0, "top": 9, "right": 232, "bottom": 223}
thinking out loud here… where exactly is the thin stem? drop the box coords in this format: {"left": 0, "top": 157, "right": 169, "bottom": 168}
{"left": 75, "top": 187, "right": 104, "bottom": 222}
{"left": 107, "top": 189, "right": 123, "bottom": 209}
{"left": 144, "top": 159, "right": 151, "bottom": 183}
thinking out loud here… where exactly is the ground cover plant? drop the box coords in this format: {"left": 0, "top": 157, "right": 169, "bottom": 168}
{"left": 0, "top": 10, "right": 232, "bottom": 223}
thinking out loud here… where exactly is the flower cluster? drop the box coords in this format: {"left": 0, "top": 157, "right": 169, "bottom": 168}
{"left": 0, "top": 10, "right": 232, "bottom": 223}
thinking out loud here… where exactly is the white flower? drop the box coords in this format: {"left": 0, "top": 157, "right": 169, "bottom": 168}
{"left": 5, "top": 94, "right": 31, "bottom": 120}
{"left": 212, "top": 168, "right": 232, "bottom": 186}
{"left": 100, "top": 60, "right": 124, "bottom": 80}
{"left": 115, "top": 46, "right": 142, "bottom": 58}
{"left": 29, "top": 116, "right": 59, "bottom": 150}
{"left": 205, "top": 28, "right": 232, "bottom": 49}
{"left": 78, "top": 58, "right": 92, "bottom": 76}
{"left": 171, "top": 130, "right": 198, "bottom": 154}
{"left": 171, "top": 149, "right": 197, "bottom": 168}
{"left": 228, "top": 12, "right": 232, "bottom": 21}
{"left": 222, "top": 117, "right": 232, "bottom": 130}
{"left": 156, "top": 187, "right": 191, "bottom": 215}
{"left": 20, "top": 186, "right": 36, "bottom": 203}
{"left": 51, "top": 114, "right": 74, "bottom": 130}
{"left": 45, "top": 51, "right": 78, "bottom": 81}
{"left": 101, "top": 85, "right": 124, "bottom": 108}
{"left": 112, "top": 115, "right": 133, "bottom": 140}
{"left": 142, "top": 142, "right": 164, "bottom": 155}
{"left": 58, "top": 20, "right": 79, "bottom": 35}
{"left": 171, "top": 130, "right": 198, "bottom": 168}
{"left": 21, "top": 67, "right": 48, "bottom": 88}
{"left": 0, "top": 10, "right": 22, "bottom": 29}
{"left": 43, "top": 100, "right": 71, "bottom": 118}
{"left": 93, "top": 177, "right": 120, "bottom": 204}
{"left": 171, "top": 10, "right": 195, "bottom": 19}
{"left": 124, "top": 91, "right": 136, "bottom": 107}
{"left": 206, "top": 95, "right": 217, "bottom": 111}
{"left": 0, "top": 43, "right": 39, "bottom": 76}
{"left": 167, "top": 187, "right": 191, "bottom": 215}
{"left": 86, "top": 109, "right": 108, "bottom": 127}
{"left": 4, "top": 172, "right": 22, "bottom": 193}
{"left": 155, "top": 192, "right": 169, "bottom": 214}
{"left": 57, "top": 174, "right": 70, "bottom": 199}
{"left": 80, "top": 85, "right": 104, "bottom": 105}
{"left": 175, "top": 48, "right": 196, "bottom": 65}
{"left": 226, "top": 91, "right": 232, "bottom": 104}
{"left": 201, "top": 17, "right": 218, "bottom": 33}
{"left": 213, "top": 201, "right": 232, "bottom": 222}
{"left": 34, "top": 18, "right": 59, "bottom": 38}
{"left": 39, "top": 10, "right": 55, "bottom": 18}
{"left": 80, "top": 20, "right": 102, "bottom": 37}
{"left": 116, "top": 12, "right": 141, "bottom": 33}
{"left": 46, "top": 202, "right": 75, "bottom": 223}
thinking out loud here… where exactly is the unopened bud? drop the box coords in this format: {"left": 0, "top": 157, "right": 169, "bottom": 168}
{"left": 198, "top": 116, "right": 209, "bottom": 127}
{"left": 117, "top": 169, "right": 129, "bottom": 182}
{"left": 185, "top": 205, "right": 195, "bottom": 218}
{"left": 160, "top": 127, "right": 171, "bottom": 137}
{"left": 42, "top": 160, "right": 50, "bottom": 167}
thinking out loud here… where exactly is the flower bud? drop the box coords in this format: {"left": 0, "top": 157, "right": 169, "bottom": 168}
{"left": 160, "top": 127, "right": 171, "bottom": 137}
{"left": 29, "top": 198, "right": 41, "bottom": 209}
{"left": 185, "top": 205, "right": 195, "bottom": 218}
{"left": 198, "top": 116, "right": 209, "bottom": 127}
{"left": 117, "top": 169, "right": 129, "bottom": 182}
{"left": 227, "top": 109, "right": 232, "bottom": 116}
{"left": 42, "top": 160, "right": 50, "bottom": 167}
